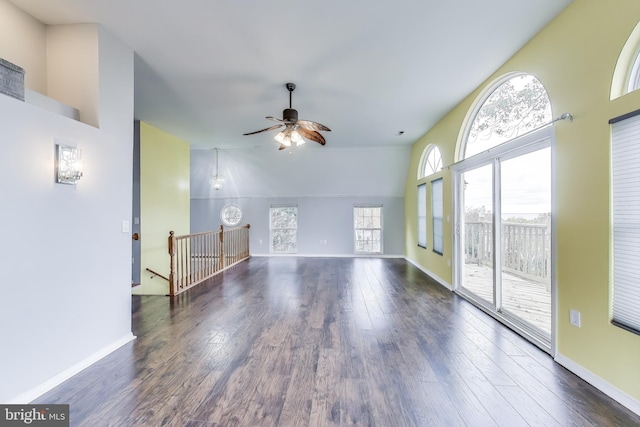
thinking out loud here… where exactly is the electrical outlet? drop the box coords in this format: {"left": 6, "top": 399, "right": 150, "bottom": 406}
{"left": 570, "top": 309, "right": 581, "bottom": 327}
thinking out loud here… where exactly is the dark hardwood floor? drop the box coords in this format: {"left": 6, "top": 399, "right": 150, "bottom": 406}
{"left": 36, "top": 257, "right": 639, "bottom": 426}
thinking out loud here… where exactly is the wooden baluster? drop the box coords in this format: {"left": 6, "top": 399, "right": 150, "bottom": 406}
{"left": 176, "top": 237, "right": 180, "bottom": 290}
{"left": 199, "top": 234, "right": 203, "bottom": 281}
{"left": 231, "top": 229, "right": 235, "bottom": 264}
{"left": 206, "top": 233, "right": 210, "bottom": 276}
{"left": 183, "top": 238, "right": 186, "bottom": 288}
{"left": 220, "top": 225, "right": 225, "bottom": 269}
{"left": 168, "top": 231, "right": 176, "bottom": 296}
{"left": 178, "top": 238, "right": 182, "bottom": 291}
{"left": 178, "top": 238, "right": 183, "bottom": 290}
{"left": 195, "top": 235, "right": 199, "bottom": 283}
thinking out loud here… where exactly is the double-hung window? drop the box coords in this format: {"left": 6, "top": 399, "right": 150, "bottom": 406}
{"left": 354, "top": 206, "right": 383, "bottom": 254}
{"left": 270, "top": 206, "right": 297, "bottom": 253}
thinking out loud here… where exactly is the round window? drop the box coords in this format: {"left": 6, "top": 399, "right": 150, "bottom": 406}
{"left": 220, "top": 204, "right": 243, "bottom": 227}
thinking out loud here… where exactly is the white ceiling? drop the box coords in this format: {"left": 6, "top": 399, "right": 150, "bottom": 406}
{"left": 11, "top": 0, "right": 573, "bottom": 150}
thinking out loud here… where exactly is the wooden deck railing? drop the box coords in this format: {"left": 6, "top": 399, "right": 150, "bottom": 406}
{"left": 465, "top": 220, "right": 551, "bottom": 284}
{"left": 168, "top": 224, "right": 250, "bottom": 296}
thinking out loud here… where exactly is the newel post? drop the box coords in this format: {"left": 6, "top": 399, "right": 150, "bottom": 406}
{"left": 219, "top": 225, "right": 225, "bottom": 269}
{"left": 168, "top": 231, "right": 177, "bottom": 296}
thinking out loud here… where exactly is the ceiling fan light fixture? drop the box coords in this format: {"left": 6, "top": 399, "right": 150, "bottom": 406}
{"left": 291, "top": 130, "right": 305, "bottom": 146}
{"left": 244, "top": 82, "right": 330, "bottom": 150}
{"left": 274, "top": 131, "right": 285, "bottom": 144}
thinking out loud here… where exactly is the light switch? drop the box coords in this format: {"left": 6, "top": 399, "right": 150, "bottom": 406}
{"left": 122, "top": 220, "right": 130, "bottom": 233}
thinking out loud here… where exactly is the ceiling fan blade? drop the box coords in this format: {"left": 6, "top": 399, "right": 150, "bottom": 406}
{"left": 266, "top": 116, "right": 285, "bottom": 122}
{"left": 243, "top": 124, "right": 283, "bottom": 135}
{"left": 267, "top": 116, "right": 297, "bottom": 125}
{"left": 297, "top": 128, "right": 326, "bottom": 146}
{"left": 297, "top": 120, "right": 331, "bottom": 132}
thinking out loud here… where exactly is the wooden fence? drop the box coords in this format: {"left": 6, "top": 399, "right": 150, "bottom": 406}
{"left": 168, "top": 224, "right": 250, "bottom": 296}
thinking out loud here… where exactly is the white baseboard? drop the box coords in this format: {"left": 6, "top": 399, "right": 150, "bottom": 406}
{"left": 250, "top": 253, "right": 404, "bottom": 258}
{"left": 9, "top": 333, "right": 136, "bottom": 404}
{"left": 404, "top": 257, "right": 453, "bottom": 290}
{"left": 555, "top": 353, "right": 640, "bottom": 416}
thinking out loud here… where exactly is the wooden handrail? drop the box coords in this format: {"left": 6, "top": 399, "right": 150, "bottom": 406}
{"left": 145, "top": 268, "right": 169, "bottom": 282}
{"left": 168, "top": 224, "right": 250, "bottom": 296}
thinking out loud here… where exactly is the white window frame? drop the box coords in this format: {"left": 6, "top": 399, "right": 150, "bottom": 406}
{"left": 269, "top": 206, "right": 298, "bottom": 253}
{"left": 417, "top": 184, "right": 427, "bottom": 248}
{"left": 354, "top": 206, "right": 383, "bottom": 254}
{"left": 610, "top": 110, "right": 640, "bottom": 334}
{"left": 419, "top": 145, "right": 443, "bottom": 178}
{"left": 432, "top": 178, "right": 444, "bottom": 255}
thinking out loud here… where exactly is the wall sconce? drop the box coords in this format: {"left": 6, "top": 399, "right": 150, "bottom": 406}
{"left": 55, "top": 143, "right": 83, "bottom": 184}
{"left": 210, "top": 148, "right": 225, "bottom": 190}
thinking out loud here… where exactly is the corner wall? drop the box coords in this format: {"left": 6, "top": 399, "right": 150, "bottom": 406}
{"left": 404, "top": 0, "right": 640, "bottom": 407}
{"left": 0, "top": 26, "right": 134, "bottom": 402}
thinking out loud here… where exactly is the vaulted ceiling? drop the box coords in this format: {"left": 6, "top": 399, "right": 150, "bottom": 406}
{"left": 11, "top": 0, "right": 573, "bottom": 150}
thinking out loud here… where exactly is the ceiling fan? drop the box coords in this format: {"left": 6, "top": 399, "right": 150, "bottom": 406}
{"left": 243, "top": 83, "right": 331, "bottom": 150}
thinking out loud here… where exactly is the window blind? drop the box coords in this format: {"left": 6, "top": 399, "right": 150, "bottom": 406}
{"left": 418, "top": 184, "right": 427, "bottom": 248}
{"left": 611, "top": 112, "right": 640, "bottom": 334}
{"left": 432, "top": 178, "right": 444, "bottom": 255}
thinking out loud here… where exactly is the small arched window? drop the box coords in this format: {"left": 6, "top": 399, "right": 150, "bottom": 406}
{"left": 418, "top": 145, "right": 443, "bottom": 178}
{"left": 462, "top": 73, "right": 552, "bottom": 159}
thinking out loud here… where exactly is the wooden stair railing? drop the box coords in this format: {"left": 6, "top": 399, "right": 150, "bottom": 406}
{"left": 168, "top": 224, "right": 250, "bottom": 296}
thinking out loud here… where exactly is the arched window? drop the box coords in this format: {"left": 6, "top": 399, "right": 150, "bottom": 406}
{"left": 418, "top": 145, "right": 443, "bottom": 178}
{"left": 611, "top": 20, "right": 640, "bottom": 99}
{"left": 462, "top": 73, "right": 552, "bottom": 159}
{"left": 628, "top": 49, "right": 640, "bottom": 93}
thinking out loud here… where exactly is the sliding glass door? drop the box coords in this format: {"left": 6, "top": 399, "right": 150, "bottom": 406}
{"left": 460, "top": 164, "right": 495, "bottom": 307}
{"left": 500, "top": 148, "right": 552, "bottom": 336}
{"left": 455, "top": 136, "right": 553, "bottom": 350}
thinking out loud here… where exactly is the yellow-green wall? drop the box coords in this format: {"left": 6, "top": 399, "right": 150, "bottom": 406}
{"left": 405, "top": 0, "right": 640, "bottom": 403}
{"left": 135, "top": 122, "right": 190, "bottom": 295}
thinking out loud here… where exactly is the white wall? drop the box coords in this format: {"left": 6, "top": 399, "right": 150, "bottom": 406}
{"left": 0, "top": 27, "right": 134, "bottom": 403}
{"left": 192, "top": 196, "right": 405, "bottom": 255}
{"left": 190, "top": 146, "right": 409, "bottom": 256}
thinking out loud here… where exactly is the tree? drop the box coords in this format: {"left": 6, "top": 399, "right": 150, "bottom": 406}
{"left": 466, "top": 75, "right": 552, "bottom": 157}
